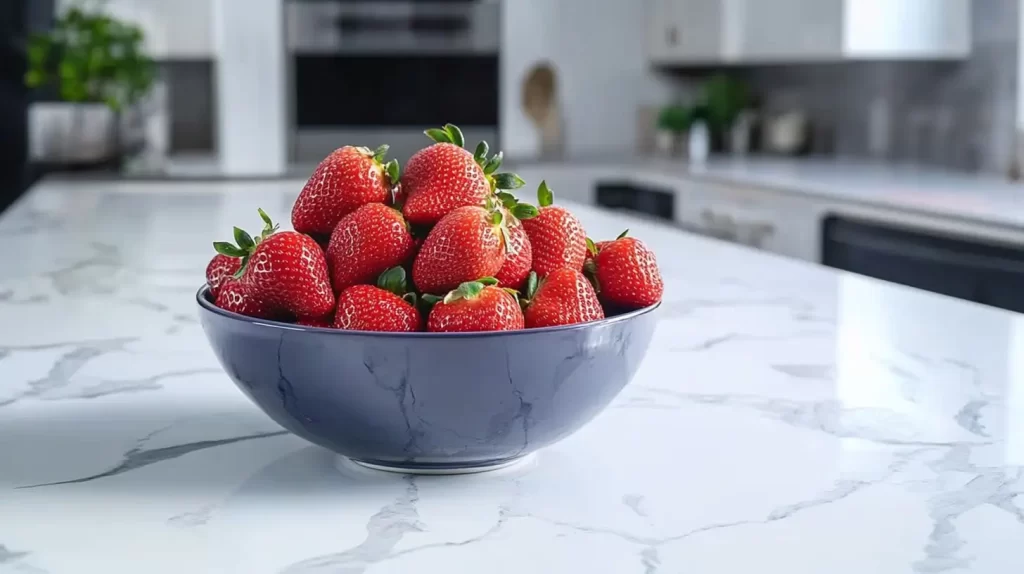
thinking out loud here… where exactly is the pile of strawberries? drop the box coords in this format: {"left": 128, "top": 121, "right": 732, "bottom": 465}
{"left": 205, "top": 124, "right": 663, "bottom": 333}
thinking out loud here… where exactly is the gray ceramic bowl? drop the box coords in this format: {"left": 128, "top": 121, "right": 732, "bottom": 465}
{"left": 197, "top": 287, "right": 658, "bottom": 474}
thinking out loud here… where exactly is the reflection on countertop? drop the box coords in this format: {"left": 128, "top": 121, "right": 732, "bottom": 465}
{"left": 0, "top": 178, "right": 1022, "bottom": 572}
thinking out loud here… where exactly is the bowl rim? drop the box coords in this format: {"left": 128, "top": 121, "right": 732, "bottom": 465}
{"left": 196, "top": 285, "right": 660, "bottom": 338}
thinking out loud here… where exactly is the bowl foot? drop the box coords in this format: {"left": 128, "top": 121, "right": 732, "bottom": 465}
{"left": 343, "top": 454, "right": 535, "bottom": 476}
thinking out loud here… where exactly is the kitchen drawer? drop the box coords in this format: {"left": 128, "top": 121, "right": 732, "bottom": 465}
{"left": 675, "top": 180, "right": 818, "bottom": 260}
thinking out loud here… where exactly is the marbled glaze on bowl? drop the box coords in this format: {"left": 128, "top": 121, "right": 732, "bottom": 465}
{"left": 197, "top": 287, "right": 658, "bottom": 473}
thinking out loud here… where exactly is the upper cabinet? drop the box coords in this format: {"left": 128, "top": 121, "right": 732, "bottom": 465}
{"left": 58, "top": 0, "right": 213, "bottom": 60}
{"left": 647, "top": 0, "right": 971, "bottom": 65}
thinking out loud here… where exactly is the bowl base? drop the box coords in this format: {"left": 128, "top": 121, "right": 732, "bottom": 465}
{"left": 344, "top": 454, "right": 535, "bottom": 476}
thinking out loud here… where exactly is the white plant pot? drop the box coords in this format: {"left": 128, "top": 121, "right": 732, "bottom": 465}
{"left": 29, "top": 102, "right": 120, "bottom": 164}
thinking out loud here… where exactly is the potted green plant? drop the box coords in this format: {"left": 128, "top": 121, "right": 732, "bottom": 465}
{"left": 655, "top": 105, "right": 692, "bottom": 157}
{"left": 24, "top": 4, "right": 155, "bottom": 166}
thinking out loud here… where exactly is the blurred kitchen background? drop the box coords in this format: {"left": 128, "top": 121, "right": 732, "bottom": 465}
{"left": 4, "top": 0, "right": 1024, "bottom": 312}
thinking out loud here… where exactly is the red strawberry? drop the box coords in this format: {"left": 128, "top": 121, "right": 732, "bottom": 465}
{"left": 326, "top": 203, "right": 414, "bottom": 294}
{"left": 292, "top": 145, "right": 399, "bottom": 235}
{"left": 521, "top": 182, "right": 587, "bottom": 277}
{"left": 494, "top": 216, "right": 533, "bottom": 290}
{"left": 214, "top": 278, "right": 277, "bottom": 319}
{"left": 296, "top": 316, "right": 333, "bottom": 328}
{"left": 413, "top": 205, "right": 506, "bottom": 294}
{"left": 523, "top": 269, "right": 604, "bottom": 328}
{"left": 427, "top": 279, "right": 524, "bottom": 332}
{"left": 213, "top": 209, "right": 335, "bottom": 319}
{"left": 401, "top": 125, "right": 526, "bottom": 225}
{"left": 595, "top": 237, "right": 663, "bottom": 309}
{"left": 582, "top": 230, "right": 627, "bottom": 279}
{"left": 334, "top": 285, "right": 421, "bottom": 332}
{"left": 206, "top": 253, "right": 241, "bottom": 298}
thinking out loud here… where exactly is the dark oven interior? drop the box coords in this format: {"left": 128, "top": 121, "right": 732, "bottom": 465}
{"left": 293, "top": 54, "right": 499, "bottom": 128}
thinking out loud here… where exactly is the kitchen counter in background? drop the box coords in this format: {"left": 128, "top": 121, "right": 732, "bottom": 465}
{"left": 511, "top": 156, "right": 1024, "bottom": 233}
{"left": 1, "top": 179, "right": 1023, "bottom": 573}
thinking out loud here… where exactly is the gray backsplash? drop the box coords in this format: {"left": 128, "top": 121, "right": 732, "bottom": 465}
{"left": 669, "top": 0, "right": 1019, "bottom": 176}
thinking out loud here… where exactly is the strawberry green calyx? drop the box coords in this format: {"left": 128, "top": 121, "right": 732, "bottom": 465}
{"left": 377, "top": 266, "right": 409, "bottom": 295}
{"left": 524, "top": 271, "right": 539, "bottom": 302}
{"left": 424, "top": 123, "right": 466, "bottom": 148}
{"left": 494, "top": 192, "right": 539, "bottom": 222}
{"left": 483, "top": 151, "right": 503, "bottom": 174}
{"left": 443, "top": 277, "right": 498, "bottom": 304}
{"left": 537, "top": 180, "right": 554, "bottom": 207}
{"left": 355, "top": 144, "right": 401, "bottom": 186}
{"left": 586, "top": 237, "right": 599, "bottom": 257}
{"left": 377, "top": 266, "right": 418, "bottom": 306}
{"left": 617, "top": 229, "right": 629, "bottom": 239}
{"left": 213, "top": 208, "right": 279, "bottom": 278}
{"left": 473, "top": 141, "right": 490, "bottom": 165}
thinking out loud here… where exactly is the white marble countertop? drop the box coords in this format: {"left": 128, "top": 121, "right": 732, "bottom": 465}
{"left": 513, "top": 156, "right": 1024, "bottom": 231}
{"left": 1, "top": 179, "right": 1023, "bottom": 574}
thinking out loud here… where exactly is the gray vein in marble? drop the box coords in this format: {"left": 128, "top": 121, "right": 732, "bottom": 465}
{"left": 0, "top": 545, "right": 30, "bottom": 564}
{"left": 635, "top": 387, "right": 972, "bottom": 447}
{"left": 953, "top": 400, "right": 989, "bottom": 438}
{"left": 640, "top": 547, "right": 660, "bottom": 574}
{"left": 766, "top": 480, "right": 870, "bottom": 521}
{"left": 0, "top": 207, "right": 65, "bottom": 236}
{"left": 43, "top": 242, "right": 122, "bottom": 295}
{"left": 167, "top": 504, "right": 217, "bottom": 528}
{"left": 672, "top": 330, "right": 829, "bottom": 353}
{"left": 45, "top": 368, "right": 222, "bottom": 400}
{"left": 17, "top": 430, "right": 288, "bottom": 489}
{"left": 622, "top": 494, "right": 648, "bottom": 518}
{"left": 0, "top": 290, "right": 49, "bottom": 305}
{"left": 0, "top": 338, "right": 134, "bottom": 407}
{"left": 910, "top": 446, "right": 1024, "bottom": 572}
{"left": 281, "top": 476, "right": 424, "bottom": 574}
{"left": 658, "top": 296, "right": 811, "bottom": 319}
{"left": 771, "top": 364, "right": 834, "bottom": 380}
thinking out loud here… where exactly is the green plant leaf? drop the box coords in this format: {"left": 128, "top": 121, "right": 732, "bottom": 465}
{"left": 373, "top": 144, "right": 390, "bottom": 161}
{"left": 511, "top": 203, "right": 539, "bottom": 220}
{"left": 421, "top": 293, "right": 442, "bottom": 305}
{"left": 483, "top": 151, "right": 503, "bottom": 175}
{"left": 402, "top": 292, "right": 418, "bottom": 307}
{"left": 213, "top": 242, "right": 246, "bottom": 258}
{"left": 586, "top": 237, "right": 598, "bottom": 256}
{"left": 617, "top": 229, "right": 630, "bottom": 239}
{"left": 537, "top": 180, "right": 554, "bottom": 207}
{"left": 385, "top": 159, "right": 400, "bottom": 184}
{"left": 376, "top": 267, "right": 408, "bottom": 295}
{"left": 492, "top": 173, "right": 525, "bottom": 190}
{"left": 477, "top": 277, "right": 499, "bottom": 286}
{"left": 425, "top": 128, "right": 452, "bottom": 144}
{"left": 474, "top": 141, "right": 489, "bottom": 163}
{"left": 491, "top": 211, "right": 503, "bottom": 225}
{"left": 444, "top": 124, "right": 465, "bottom": 148}
{"left": 233, "top": 227, "right": 255, "bottom": 251}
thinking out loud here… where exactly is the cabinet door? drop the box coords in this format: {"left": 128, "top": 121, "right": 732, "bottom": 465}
{"left": 736, "top": 0, "right": 842, "bottom": 61}
{"left": 676, "top": 180, "right": 818, "bottom": 260}
{"left": 648, "top": 0, "right": 724, "bottom": 64}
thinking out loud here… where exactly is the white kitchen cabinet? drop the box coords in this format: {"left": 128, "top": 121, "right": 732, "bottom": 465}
{"left": 674, "top": 179, "right": 819, "bottom": 261}
{"left": 647, "top": 0, "right": 970, "bottom": 65}
{"left": 59, "top": 0, "right": 213, "bottom": 59}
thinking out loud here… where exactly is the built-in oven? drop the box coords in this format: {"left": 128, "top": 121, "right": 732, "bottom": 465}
{"left": 286, "top": 0, "right": 500, "bottom": 164}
